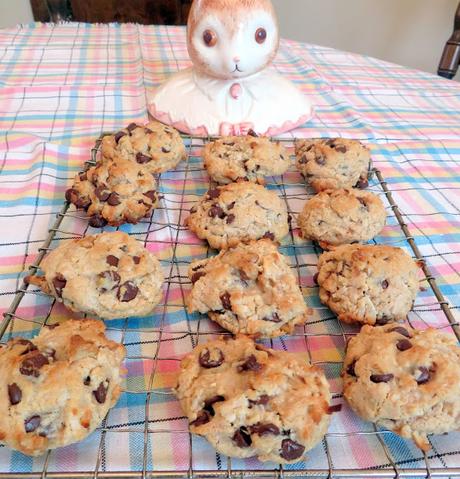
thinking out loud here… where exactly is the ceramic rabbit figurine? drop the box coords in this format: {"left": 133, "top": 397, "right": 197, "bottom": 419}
{"left": 149, "top": 0, "right": 312, "bottom": 136}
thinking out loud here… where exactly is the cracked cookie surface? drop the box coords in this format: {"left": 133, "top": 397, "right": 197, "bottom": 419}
{"left": 66, "top": 157, "right": 159, "bottom": 228}
{"left": 187, "top": 240, "right": 308, "bottom": 338}
{"left": 203, "top": 135, "right": 290, "bottom": 184}
{"left": 187, "top": 183, "right": 289, "bottom": 250}
{"left": 175, "top": 335, "right": 331, "bottom": 463}
{"left": 26, "top": 231, "right": 164, "bottom": 319}
{"left": 101, "top": 120, "right": 186, "bottom": 174}
{"left": 317, "top": 244, "right": 419, "bottom": 325}
{"left": 343, "top": 324, "right": 460, "bottom": 451}
{"left": 295, "top": 138, "right": 371, "bottom": 192}
{"left": 0, "top": 319, "right": 125, "bottom": 456}
{"left": 298, "top": 189, "right": 386, "bottom": 249}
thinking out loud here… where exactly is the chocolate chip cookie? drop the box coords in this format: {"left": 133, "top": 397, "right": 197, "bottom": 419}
{"left": 0, "top": 319, "right": 125, "bottom": 456}
{"left": 101, "top": 120, "right": 186, "bottom": 174}
{"left": 317, "top": 244, "right": 420, "bottom": 325}
{"left": 175, "top": 335, "right": 331, "bottom": 463}
{"left": 187, "top": 183, "right": 289, "bottom": 250}
{"left": 187, "top": 239, "right": 308, "bottom": 338}
{"left": 343, "top": 324, "right": 460, "bottom": 451}
{"left": 26, "top": 231, "right": 164, "bottom": 319}
{"left": 298, "top": 189, "right": 386, "bottom": 249}
{"left": 203, "top": 135, "right": 290, "bottom": 184}
{"left": 295, "top": 139, "right": 371, "bottom": 192}
{"left": 66, "top": 157, "right": 159, "bottom": 228}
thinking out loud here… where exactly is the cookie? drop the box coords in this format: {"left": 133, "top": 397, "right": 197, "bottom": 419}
{"left": 101, "top": 120, "right": 186, "bottom": 174}
{"left": 0, "top": 319, "right": 125, "bottom": 456}
{"left": 175, "top": 335, "right": 331, "bottom": 463}
{"left": 66, "top": 157, "right": 159, "bottom": 228}
{"left": 298, "top": 189, "right": 386, "bottom": 249}
{"left": 343, "top": 324, "right": 460, "bottom": 451}
{"left": 203, "top": 135, "right": 290, "bottom": 184}
{"left": 26, "top": 232, "right": 164, "bottom": 320}
{"left": 187, "top": 183, "right": 289, "bottom": 250}
{"left": 295, "top": 138, "right": 371, "bottom": 192}
{"left": 187, "top": 239, "right": 308, "bottom": 338}
{"left": 317, "top": 244, "right": 419, "bottom": 325}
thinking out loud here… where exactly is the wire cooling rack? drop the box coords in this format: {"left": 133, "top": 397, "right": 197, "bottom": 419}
{"left": 1, "top": 134, "right": 459, "bottom": 479}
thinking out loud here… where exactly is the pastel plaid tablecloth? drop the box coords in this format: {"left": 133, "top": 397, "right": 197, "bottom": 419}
{"left": 0, "top": 23, "right": 459, "bottom": 476}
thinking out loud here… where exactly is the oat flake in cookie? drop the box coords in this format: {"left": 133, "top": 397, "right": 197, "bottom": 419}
{"left": 26, "top": 231, "right": 164, "bottom": 320}
{"left": 187, "top": 182, "right": 289, "bottom": 250}
{"left": 0, "top": 319, "right": 125, "bottom": 456}
{"left": 317, "top": 244, "right": 420, "bottom": 325}
{"left": 203, "top": 134, "right": 290, "bottom": 184}
{"left": 298, "top": 189, "right": 386, "bottom": 249}
{"left": 66, "top": 157, "right": 159, "bottom": 228}
{"left": 175, "top": 335, "right": 331, "bottom": 463}
{"left": 295, "top": 138, "right": 371, "bottom": 192}
{"left": 187, "top": 239, "right": 308, "bottom": 338}
{"left": 101, "top": 120, "right": 186, "bottom": 174}
{"left": 343, "top": 324, "right": 460, "bottom": 451}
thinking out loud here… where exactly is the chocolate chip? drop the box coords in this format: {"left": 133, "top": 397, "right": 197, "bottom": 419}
{"left": 262, "top": 232, "right": 275, "bottom": 240}
{"left": 133, "top": 256, "right": 141, "bottom": 264}
{"left": 106, "top": 255, "right": 119, "bottom": 267}
{"left": 396, "top": 339, "right": 413, "bottom": 351}
{"left": 190, "top": 410, "right": 210, "bottom": 426}
{"left": 203, "top": 395, "right": 225, "bottom": 416}
{"left": 239, "top": 270, "right": 250, "bottom": 283}
{"left": 24, "top": 415, "right": 41, "bottom": 433}
{"left": 20, "top": 352, "right": 49, "bottom": 377}
{"left": 83, "top": 376, "right": 91, "bottom": 386}
{"left": 382, "top": 280, "right": 389, "bottom": 289}
{"left": 346, "top": 360, "right": 357, "bottom": 377}
{"left": 335, "top": 145, "right": 347, "bottom": 153}
{"left": 263, "top": 312, "right": 281, "bottom": 323}
{"left": 249, "top": 395, "right": 270, "bottom": 406}
{"left": 114, "top": 131, "right": 127, "bottom": 143}
{"left": 79, "top": 172, "right": 87, "bottom": 181}
{"left": 117, "top": 281, "right": 139, "bottom": 302}
{"left": 136, "top": 152, "right": 152, "bottom": 164}
{"left": 93, "top": 381, "right": 108, "bottom": 403}
{"left": 388, "top": 326, "right": 411, "bottom": 338}
{"left": 227, "top": 202, "right": 235, "bottom": 210}
{"left": 370, "top": 373, "right": 394, "bottom": 383}
{"left": 232, "top": 427, "right": 252, "bottom": 448}
{"left": 416, "top": 365, "right": 436, "bottom": 385}
{"left": 94, "top": 185, "right": 109, "bottom": 202}
{"left": 247, "top": 129, "right": 258, "bottom": 137}
{"left": 190, "top": 206, "right": 197, "bottom": 214}
{"left": 65, "top": 188, "right": 77, "bottom": 202}
{"left": 107, "top": 192, "right": 121, "bottom": 206}
{"left": 199, "top": 348, "right": 224, "bottom": 369}
{"left": 375, "top": 315, "right": 390, "bottom": 325}
{"left": 8, "top": 383, "right": 22, "bottom": 405}
{"left": 238, "top": 355, "right": 262, "bottom": 372}
{"left": 16, "top": 339, "right": 37, "bottom": 355}
{"left": 220, "top": 292, "right": 232, "bottom": 310}
{"left": 126, "top": 122, "right": 138, "bottom": 133}
{"left": 313, "top": 272, "right": 319, "bottom": 285}
{"left": 191, "top": 271, "right": 206, "bottom": 284}
{"left": 209, "top": 205, "right": 226, "bottom": 219}
{"left": 356, "top": 178, "right": 369, "bottom": 189}
{"left": 161, "top": 146, "right": 171, "bottom": 153}
{"left": 280, "top": 438, "right": 305, "bottom": 461}
{"left": 89, "top": 214, "right": 107, "bottom": 228}
{"left": 144, "top": 190, "right": 157, "bottom": 202}
{"left": 327, "top": 404, "right": 342, "bottom": 414}
{"left": 52, "top": 274, "right": 67, "bottom": 298}
{"left": 249, "top": 422, "right": 280, "bottom": 436}
{"left": 315, "top": 154, "right": 326, "bottom": 166}
{"left": 99, "top": 270, "right": 121, "bottom": 286}
{"left": 226, "top": 214, "right": 235, "bottom": 224}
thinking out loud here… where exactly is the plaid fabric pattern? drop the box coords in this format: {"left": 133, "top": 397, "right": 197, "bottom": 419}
{"left": 0, "top": 23, "right": 459, "bottom": 476}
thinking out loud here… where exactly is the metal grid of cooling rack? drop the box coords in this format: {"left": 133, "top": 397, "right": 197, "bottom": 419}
{"left": 1, "top": 134, "right": 459, "bottom": 479}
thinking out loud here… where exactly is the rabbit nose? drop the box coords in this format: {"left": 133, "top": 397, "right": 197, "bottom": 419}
{"left": 233, "top": 56, "right": 240, "bottom": 63}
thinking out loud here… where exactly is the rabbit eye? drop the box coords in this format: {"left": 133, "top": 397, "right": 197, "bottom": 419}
{"left": 255, "top": 28, "right": 267, "bottom": 44}
{"left": 203, "top": 30, "right": 217, "bottom": 47}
